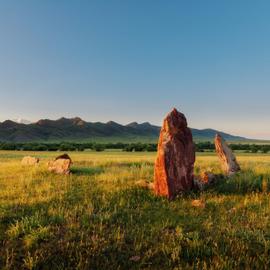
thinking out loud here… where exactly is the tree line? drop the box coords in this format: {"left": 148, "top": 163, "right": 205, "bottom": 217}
{"left": 0, "top": 142, "right": 157, "bottom": 152}
{"left": 196, "top": 142, "right": 270, "bottom": 153}
{"left": 0, "top": 141, "right": 270, "bottom": 153}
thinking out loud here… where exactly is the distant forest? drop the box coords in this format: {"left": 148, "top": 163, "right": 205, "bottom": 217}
{"left": 0, "top": 141, "right": 270, "bottom": 153}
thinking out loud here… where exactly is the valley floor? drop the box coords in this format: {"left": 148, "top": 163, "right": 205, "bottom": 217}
{"left": 0, "top": 151, "right": 270, "bottom": 269}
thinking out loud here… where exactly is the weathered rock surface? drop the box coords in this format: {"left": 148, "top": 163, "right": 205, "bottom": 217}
{"left": 21, "top": 156, "right": 39, "bottom": 166}
{"left": 193, "top": 171, "right": 217, "bottom": 190}
{"left": 48, "top": 154, "right": 72, "bottom": 175}
{"left": 154, "top": 108, "right": 195, "bottom": 199}
{"left": 200, "top": 171, "right": 215, "bottom": 184}
{"left": 214, "top": 134, "right": 240, "bottom": 175}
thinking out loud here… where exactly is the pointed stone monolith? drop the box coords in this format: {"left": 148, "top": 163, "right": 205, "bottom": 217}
{"left": 154, "top": 108, "right": 195, "bottom": 199}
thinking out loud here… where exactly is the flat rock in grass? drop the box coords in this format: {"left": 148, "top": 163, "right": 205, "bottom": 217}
{"left": 194, "top": 171, "right": 226, "bottom": 190}
{"left": 191, "top": 199, "right": 205, "bottom": 208}
{"left": 21, "top": 156, "right": 39, "bottom": 166}
{"left": 135, "top": 179, "right": 154, "bottom": 190}
{"left": 148, "top": 182, "right": 154, "bottom": 190}
{"left": 214, "top": 134, "right": 240, "bottom": 175}
{"left": 129, "top": 256, "right": 140, "bottom": 262}
{"left": 154, "top": 108, "right": 195, "bottom": 199}
{"left": 48, "top": 153, "right": 72, "bottom": 175}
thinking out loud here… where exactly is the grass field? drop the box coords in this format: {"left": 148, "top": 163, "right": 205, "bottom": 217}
{"left": 1, "top": 151, "right": 270, "bottom": 269}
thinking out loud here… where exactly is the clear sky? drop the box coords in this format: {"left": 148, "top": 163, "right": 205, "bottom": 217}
{"left": 0, "top": 1, "right": 270, "bottom": 139}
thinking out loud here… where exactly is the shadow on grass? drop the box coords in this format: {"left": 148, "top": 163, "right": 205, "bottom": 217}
{"left": 204, "top": 170, "right": 270, "bottom": 195}
{"left": 71, "top": 166, "right": 104, "bottom": 176}
{"left": 120, "top": 161, "right": 153, "bottom": 168}
{"left": 0, "top": 182, "right": 197, "bottom": 269}
{"left": 101, "top": 161, "right": 154, "bottom": 168}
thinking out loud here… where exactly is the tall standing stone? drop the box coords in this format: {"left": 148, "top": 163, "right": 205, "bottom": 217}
{"left": 214, "top": 134, "right": 240, "bottom": 175}
{"left": 154, "top": 108, "right": 195, "bottom": 199}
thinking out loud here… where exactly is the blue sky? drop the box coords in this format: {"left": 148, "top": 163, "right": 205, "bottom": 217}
{"left": 0, "top": 1, "right": 270, "bottom": 139}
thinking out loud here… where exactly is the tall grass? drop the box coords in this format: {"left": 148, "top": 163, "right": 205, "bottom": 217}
{"left": 0, "top": 151, "right": 270, "bottom": 269}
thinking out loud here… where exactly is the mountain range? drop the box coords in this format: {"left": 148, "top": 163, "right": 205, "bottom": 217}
{"left": 0, "top": 117, "right": 251, "bottom": 143}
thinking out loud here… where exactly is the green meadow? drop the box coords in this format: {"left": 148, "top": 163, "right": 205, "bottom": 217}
{"left": 1, "top": 151, "right": 270, "bottom": 269}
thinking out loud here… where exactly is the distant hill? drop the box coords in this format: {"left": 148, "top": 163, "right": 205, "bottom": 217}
{"left": 0, "top": 117, "right": 256, "bottom": 143}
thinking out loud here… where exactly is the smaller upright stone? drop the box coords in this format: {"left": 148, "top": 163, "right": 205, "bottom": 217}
{"left": 21, "top": 156, "right": 39, "bottom": 166}
{"left": 214, "top": 134, "right": 240, "bottom": 175}
{"left": 48, "top": 154, "right": 72, "bottom": 175}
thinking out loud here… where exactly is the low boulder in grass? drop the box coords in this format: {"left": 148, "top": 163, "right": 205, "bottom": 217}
{"left": 199, "top": 171, "right": 216, "bottom": 184}
{"left": 21, "top": 156, "right": 39, "bottom": 166}
{"left": 191, "top": 199, "right": 205, "bottom": 208}
{"left": 48, "top": 154, "right": 72, "bottom": 175}
{"left": 194, "top": 171, "right": 225, "bottom": 190}
{"left": 193, "top": 171, "right": 213, "bottom": 190}
{"left": 135, "top": 179, "right": 154, "bottom": 190}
